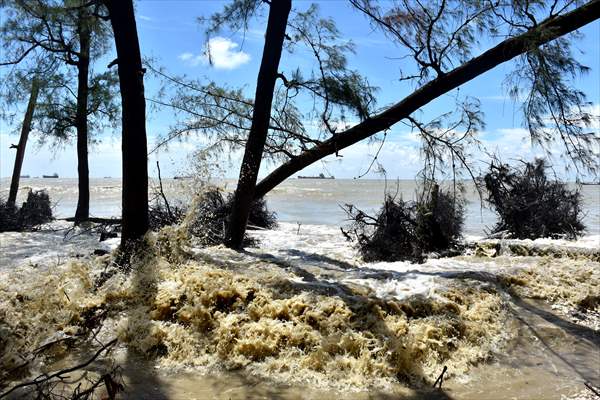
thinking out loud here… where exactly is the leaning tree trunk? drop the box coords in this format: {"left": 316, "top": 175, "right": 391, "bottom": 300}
{"left": 226, "top": 0, "right": 292, "bottom": 250}
{"left": 7, "top": 79, "right": 40, "bottom": 208}
{"left": 105, "top": 0, "right": 149, "bottom": 244}
{"left": 253, "top": 0, "right": 600, "bottom": 200}
{"left": 74, "top": 11, "right": 91, "bottom": 224}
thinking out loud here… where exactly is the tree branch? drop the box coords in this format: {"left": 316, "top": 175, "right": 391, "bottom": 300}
{"left": 254, "top": 0, "right": 600, "bottom": 199}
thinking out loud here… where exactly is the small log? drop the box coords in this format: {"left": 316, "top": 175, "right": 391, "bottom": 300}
{"left": 62, "top": 217, "right": 122, "bottom": 224}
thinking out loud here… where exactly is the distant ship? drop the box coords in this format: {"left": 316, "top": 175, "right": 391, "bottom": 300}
{"left": 581, "top": 181, "right": 599, "bottom": 185}
{"left": 42, "top": 173, "right": 59, "bottom": 178}
{"left": 20, "top": 175, "right": 30, "bottom": 178}
{"left": 298, "top": 173, "right": 334, "bottom": 179}
{"left": 173, "top": 175, "right": 193, "bottom": 180}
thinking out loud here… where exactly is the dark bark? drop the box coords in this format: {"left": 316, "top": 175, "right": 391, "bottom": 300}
{"left": 226, "top": 0, "right": 292, "bottom": 249}
{"left": 74, "top": 10, "right": 91, "bottom": 224}
{"left": 105, "top": 0, "right": 149, "bottom": 244}
{"left": 254, "top": 0, "right": 600, "bottom": 199}
{"left": 63, "top": 216, "right": 121, "bottom": 224}
{"left": 7, "top": 79, "right": 40, "bottom": 208}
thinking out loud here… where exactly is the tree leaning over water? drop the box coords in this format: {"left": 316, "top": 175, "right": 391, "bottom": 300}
{"left": 253, "top": 0, "right": 600, "bottom": 199}
{"left": 6, "top": 78, "right": 40, "bottom": 209}
{"left": 173, "top": 0, "right": 599, "bottom": 249}
{"left": 1, "top": 56, "right": 83, "bottom": 211}
{"left": 152, "top": 1, "right": 377, "bottom": 248}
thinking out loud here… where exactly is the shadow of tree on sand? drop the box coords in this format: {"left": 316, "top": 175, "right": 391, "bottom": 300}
{"left": 250, "top": 247, "right": 599, "bottom": 393}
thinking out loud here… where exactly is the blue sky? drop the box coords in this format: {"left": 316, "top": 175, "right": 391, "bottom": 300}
{"left": 1, "top": 1, "right": 599, "bottom": 180}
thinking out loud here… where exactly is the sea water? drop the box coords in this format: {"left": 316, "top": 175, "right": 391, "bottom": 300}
{"left": 1, "top": 178, "right": 599, "bottom": 399}
{"left": 1, "top": 177, "right": 599, "bottom": 235}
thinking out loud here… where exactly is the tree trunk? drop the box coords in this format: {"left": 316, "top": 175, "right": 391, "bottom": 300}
{"left": 7, "top": 79, "right": 40, "bottom": 208}
{"left": 226, "top": 0, "right": 292, "bottom": 249}
{"left": 74, "top": 10, "right": 91, "bottom": 224}
{"left": 105, "top": 0, "right": 149, "bottom": 244}
{"left": 253, "top": 0, "right": 600, "bottom": 199}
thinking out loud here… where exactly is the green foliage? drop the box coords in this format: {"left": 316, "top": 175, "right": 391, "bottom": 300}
{"left": 285, "top": 4, "right": 377, "bottom": 127}
{"left": 35, "top": 69, "right": 120, "bottom": 144}
{"left": 342, "top": 184, "right": 464, "bottom": 262}
{"left": 0, "top": 0, "right": 119, "bottom": 145}
{"left": 506, "top": 35, "right": 598, "bottom": 174}
{"left": 151, "top": 3, "right": 376, "bottom": 159}
{"left": 483, "top": 159, "right": 585, "bottom": 239}
{"left": 200, "top": 0, "right": 263, "bottom": 37}
{"left": 0, "top": 190, "right": 53, "bottom": 232}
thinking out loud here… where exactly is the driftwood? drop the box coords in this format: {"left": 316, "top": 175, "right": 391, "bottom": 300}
{"left": 155, "top": 160, "right": 173, "bottom": 221}
{"left": 1, "top": 190, "right": 53, "bottom": 232}
{"left": 584, "top": 382, "right": 600, "bottom": 397}
{"left": 186, "top": 187, "right": 277, "bottom": 247}
{"left": 432, "top": 365, "right": 448, "bottom": 389}
{"left": 342, "top": 184, "right": 464, "bottom": 263}
{"left": 0, "top": 338, "right": 119, "bottom": 399}
{"left": 483, "top": 159, "right": 585, "bottom": 239}
{"left": 62, "top": 217, "right": 122, "bottom": 224}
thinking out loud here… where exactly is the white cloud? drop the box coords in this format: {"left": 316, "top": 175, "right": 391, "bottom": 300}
{"left": 178, "top": 52, "right": 195, "bottom": 62}
{"left": 138, "top": 15, "right": 154, "bottom": 22}
{"left": 178, "top": 37, "right": 251, "bottom": 70}
{"left": 204, "top": 37, "right": 251, "bottom": 70}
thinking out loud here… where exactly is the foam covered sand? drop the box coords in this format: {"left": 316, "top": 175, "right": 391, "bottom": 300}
{"left": 1, "top": 223, "right": 599, "bottom": 395}
{"left": 0, "top": 243, "right": 509, "bottom": 390}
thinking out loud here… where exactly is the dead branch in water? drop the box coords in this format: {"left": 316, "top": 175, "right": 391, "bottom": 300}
{"left": 62, "top": 217, "right": 122, "bottom": 224}
{"left": 432, "top": 365, "right": 448, "bottom": 389}
{"left": 0, "top": 339, "right": 120, "bottom": 399}
{"left": 155, "top": 160, "right": 174, "bottom": 221}
{"left": 584, "top": 382, "right": 600, "bottom": 397}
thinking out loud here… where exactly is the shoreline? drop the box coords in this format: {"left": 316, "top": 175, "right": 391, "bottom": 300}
{"left": 1, "top": 222, "right": 599, "bottom": 399}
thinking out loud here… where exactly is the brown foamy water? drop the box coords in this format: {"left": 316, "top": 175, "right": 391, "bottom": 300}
{"left": 1, "top": 222, "right": 598, "bottom": 399}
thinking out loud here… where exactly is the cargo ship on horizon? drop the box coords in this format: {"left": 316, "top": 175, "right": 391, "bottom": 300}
{"left": 297, "top": 173, "right": 334, "bottom": 179}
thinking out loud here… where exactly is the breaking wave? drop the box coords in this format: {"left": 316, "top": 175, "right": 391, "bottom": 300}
{"left": 1, "top": 222, "right": 598, "bottom": 395}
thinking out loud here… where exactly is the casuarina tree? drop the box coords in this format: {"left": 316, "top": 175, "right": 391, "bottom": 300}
{"left": 147, "top": 0, "right": 599, "bottom": 249}
{"left": 104, "top": 0, "right": 150, "bottom": 245}
{"left": 1, "top": 0, "right": 118, "bottom": 223}
{"left": 226, "top": 0, "right": 292, "bottom": 249}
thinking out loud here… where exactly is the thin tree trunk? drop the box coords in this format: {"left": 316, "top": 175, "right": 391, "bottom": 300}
{"left": 226, "top": 0, "right": 292, "bottom": 249}
{"left": 105, "top": 0, "right": 149, "bottom": 244}
{"left": 74, "top": 11, "right": 91, "bottom": 224}
{"left": 7, "top": 79, "right": 40, "bottom": 208}
{"left": 253, "top": 0, "right": 600, "bottom": 199}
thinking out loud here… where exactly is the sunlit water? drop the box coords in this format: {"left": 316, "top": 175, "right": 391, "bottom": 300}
{"left": 1, "top": 178, "right": 598, "bottom": 399}
{"left": 1, "top": 177, "right": 599, "bottom": 235}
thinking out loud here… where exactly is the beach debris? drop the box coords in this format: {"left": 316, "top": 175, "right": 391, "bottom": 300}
{"left": 433, "top": 365, "right": 448, "bottom": 389}
{"left": 341, "top": 183, "right": 464, "bottom": 262}
{"left": 483, "top": 159, "right": 585, "bottom": 240}
{"left": 584, "top": 382, "right": 600, "bottom": 397}
{"left": 0, "top": 338, "right": 121, "bottom": 399}
{"left": 0, "top": 190, "right": 53, "bottom": 232}
{"left": 184, "top": 187, "right": 277, "bottom": 247}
